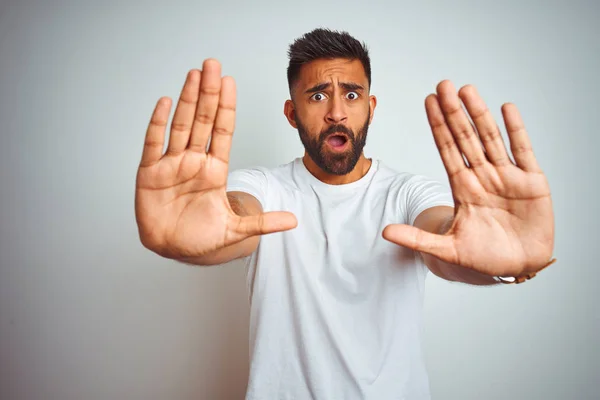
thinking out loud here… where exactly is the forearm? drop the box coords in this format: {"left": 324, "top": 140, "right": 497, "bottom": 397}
{"left": 422, "top": 217, "right": 499, "bottom": 286}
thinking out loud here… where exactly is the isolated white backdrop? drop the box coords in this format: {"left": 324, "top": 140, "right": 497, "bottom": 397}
{"left": 0, "top": 0, "right": 598, "bottom": 399}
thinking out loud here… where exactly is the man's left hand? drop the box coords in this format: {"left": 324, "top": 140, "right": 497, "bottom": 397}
{"left": 383, "top": 80, "right": 555, "bottom": 278}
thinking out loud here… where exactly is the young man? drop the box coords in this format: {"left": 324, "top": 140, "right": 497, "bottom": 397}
{"left": 135, "top": 28, "right": 555, "bottom": 399}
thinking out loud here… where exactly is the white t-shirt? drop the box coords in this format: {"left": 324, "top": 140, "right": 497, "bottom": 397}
{"left": 226, "top": 157, "right": 454, "bottom": 400}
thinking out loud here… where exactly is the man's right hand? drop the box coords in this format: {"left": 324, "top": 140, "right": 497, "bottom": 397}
{"left": 135, "top": 59, "right": 297, "bottom": 260}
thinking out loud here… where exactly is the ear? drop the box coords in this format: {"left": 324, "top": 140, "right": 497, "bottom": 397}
{"left": 284, "top": 100, "right": 298, "bottom": 128}
{"left": 368, "top": 95, "right": 377, "bottom": 125}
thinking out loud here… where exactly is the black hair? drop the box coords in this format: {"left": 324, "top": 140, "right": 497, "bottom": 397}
{"left": 286, "top": 28, "right": 371, "bottom": 95}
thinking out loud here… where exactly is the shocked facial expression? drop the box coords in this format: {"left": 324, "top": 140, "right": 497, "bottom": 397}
{"left": 286, "top": 58, "right": 376, "bottom": 175}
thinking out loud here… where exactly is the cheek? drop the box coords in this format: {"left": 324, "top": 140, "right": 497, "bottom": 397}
{"left": 350, "top": 108, "right": 369, "bottom": 127}
{"left": 297, "top": 112, "right": 325, "bottom": 133}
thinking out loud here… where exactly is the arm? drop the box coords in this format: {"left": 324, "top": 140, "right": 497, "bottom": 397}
{"left": 414, "top": 206, "right": 498, "bottom": 286}
{"left": 176, "top": 192, "right": 262, "bottom": 266}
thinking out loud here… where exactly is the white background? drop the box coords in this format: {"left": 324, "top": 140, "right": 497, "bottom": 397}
{"left": 1, "top": 0, "right": 598, "bottom": 398}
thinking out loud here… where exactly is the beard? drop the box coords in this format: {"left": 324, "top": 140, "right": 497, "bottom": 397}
{"left": 296, "top": 111, "right": 370, "bottom": 176}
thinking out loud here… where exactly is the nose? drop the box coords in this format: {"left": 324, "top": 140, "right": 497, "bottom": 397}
{"left": 325, "top": 96, "right": 348, "bottom": 124}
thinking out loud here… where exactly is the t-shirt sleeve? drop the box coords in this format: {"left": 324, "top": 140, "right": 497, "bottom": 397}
{"left": 226, "top": 167, "right": 269, "bottom": 208}
{"left": 404, "top": 174, "right": 455, "bottom": 226}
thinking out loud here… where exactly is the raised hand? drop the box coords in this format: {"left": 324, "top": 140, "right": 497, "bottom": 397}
{"left": 135, "top": 59, "right": 297, "bottom": 259}
{"left": 384, "top": 80, "right": 555, "bottom": 278}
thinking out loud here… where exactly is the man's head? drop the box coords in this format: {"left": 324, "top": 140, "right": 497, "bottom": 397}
{"left": 284, "top": 28, "right": 377, "bottom": 176}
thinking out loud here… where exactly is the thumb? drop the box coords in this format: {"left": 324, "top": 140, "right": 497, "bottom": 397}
{"left": 237, "top": 211, "right": 298, "bottom": 237}
{"left": 382, "top": 223, "right": 455, "bottom": 261}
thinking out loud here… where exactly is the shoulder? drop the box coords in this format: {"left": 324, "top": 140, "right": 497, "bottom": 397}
{"left": 373, "top": 160, "right": 435, "bottom": 193}
{"left": 226, "top": 159, "right": 298, "bottom": 200}
{"left": 373, "top": 160, "right": 454, "bottom": 214}
{"left": 265, "top": 159, "right": 296, "bottom": 182}
{"left": 229, "top": 159, "right": 295, "bottom": 180}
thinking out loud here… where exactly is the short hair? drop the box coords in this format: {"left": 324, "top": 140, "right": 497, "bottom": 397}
{"left": 286, "top": 28, "right": 371, "bottom": 95}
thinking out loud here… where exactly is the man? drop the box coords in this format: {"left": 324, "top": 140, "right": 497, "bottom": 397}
{"left": 135, "top": 28, "right": 555, "bottom": 399}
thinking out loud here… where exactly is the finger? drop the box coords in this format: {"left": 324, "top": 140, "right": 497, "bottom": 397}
{"left": 437, "top": 80, "right": 488, "bottom": 168}
{"left": 382, "top": 223, "right": 456, "bottom": 263}
{"left": 459, "top": 85, "right": 512, "bottom": 166}
{"left": 188, "top": 59, "right": 222, "bottom": 153}
{"left": 234, "top": 211, "right": 298, "bottom": 238}
{"left": 166, "top": 69, "right": 201, "bottom": 155}
{"left": 140, "top": 97, "right": 172, "bottom": 167}
{"left": 425, "top": 94, "right": 468, "bottom": 177}
{"left": 208, "top": 76, "right": 236, "bottom": 164}
{"left": 502, "top": 103, "right": 541, "bottom": 172}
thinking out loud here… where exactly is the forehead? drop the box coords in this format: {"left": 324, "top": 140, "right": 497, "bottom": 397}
{"left": 296, "top": 58, "right": 368, "bottom": 89}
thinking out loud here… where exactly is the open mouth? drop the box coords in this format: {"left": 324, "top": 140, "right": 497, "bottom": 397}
{"left": 326, "top": 134, "right": 349, "bottom": 149}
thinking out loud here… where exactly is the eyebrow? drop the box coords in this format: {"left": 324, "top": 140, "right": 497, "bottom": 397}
{"left": 304, "top": 81, "right": 365, "bottom": 94}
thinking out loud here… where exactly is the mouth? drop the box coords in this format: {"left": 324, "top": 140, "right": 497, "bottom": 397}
{"left": 326, "top": 133, "right": 349, "bottom": 151}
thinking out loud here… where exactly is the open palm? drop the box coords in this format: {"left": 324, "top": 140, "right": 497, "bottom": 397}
{"left": 135, "top": 59, "right": 296, "bottom": 259}
{"left": 384, "top": 81, "right": 555, "bottom": 278}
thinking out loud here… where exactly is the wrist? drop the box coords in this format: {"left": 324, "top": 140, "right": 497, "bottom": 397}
{"left": 493, "top": 258, "right": 557, "bottom": 284}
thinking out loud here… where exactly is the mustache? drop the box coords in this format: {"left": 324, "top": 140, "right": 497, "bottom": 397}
{"left": 320, "top": 124, "right": 355, "bottom": 142}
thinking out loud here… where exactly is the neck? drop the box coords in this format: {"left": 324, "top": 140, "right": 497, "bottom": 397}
{"left": 302, "top": 153, "right": 372, "bottom": 185}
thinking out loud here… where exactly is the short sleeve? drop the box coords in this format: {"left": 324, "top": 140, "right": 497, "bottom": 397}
{"left": 404, "top": 174, "right": 454, "bottom": 226}
{"left": 226, "top": 167, "right": 269, "bottom": 208}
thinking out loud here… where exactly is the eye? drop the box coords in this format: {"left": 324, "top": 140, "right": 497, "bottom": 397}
{"left": 345, "top": 91, "right": 359, "bottom": 100}
{"left": 310, "top": 92, "right": 327, "bottom": 101}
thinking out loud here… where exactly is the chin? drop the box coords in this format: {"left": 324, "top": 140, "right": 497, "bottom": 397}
{"left": 321, "top": 155, "right": 357, "bottom": 175}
